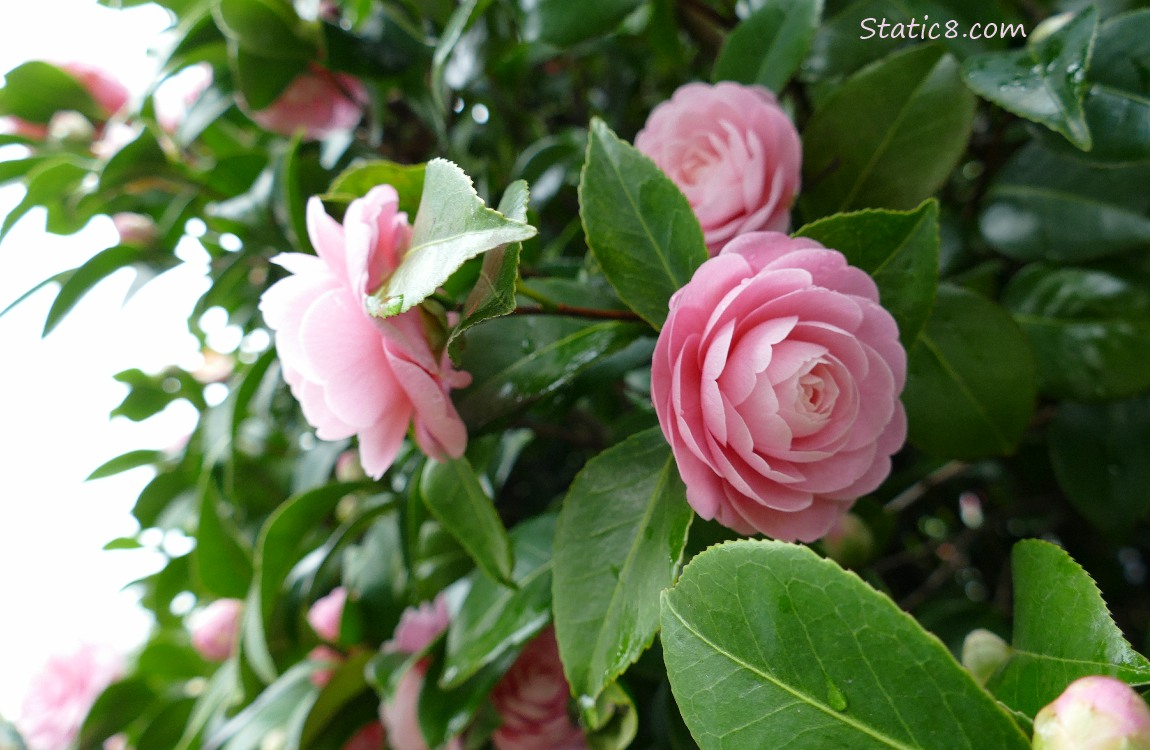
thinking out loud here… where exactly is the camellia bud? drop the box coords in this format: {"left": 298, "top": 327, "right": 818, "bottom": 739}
{"left": 961, "top": 629, "right": 1011, "bottom": 686}
{"left": 112, "top": 212, "right": 158, "bottom": 248}
{"left": 1032, "top": 676, "right": 1150, "bottom": 750}
{"left": 821, "top": 513, "right": 875, "bottom": 568}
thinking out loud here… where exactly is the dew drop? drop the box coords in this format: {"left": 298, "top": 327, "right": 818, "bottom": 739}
{"left": 826, "top": 678, "right": 848, "bottom": 711}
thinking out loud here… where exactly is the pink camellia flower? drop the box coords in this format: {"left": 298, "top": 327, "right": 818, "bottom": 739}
{"left": 249, "top": 66, "right": 366, "bottom": 140}
{"left": 378, "top": 595, "right": 462, "bottom": 750}
{"left": 342, "top": 721, "right": 386, "bottom": 750}
{"left": 189, "top": 598, "right": 244, "bottom": 662}
{"left": 16, "top": 643, "right": 124, "bottom": 750}
{"left": 112, "top": 212, "right": 157, "bottom": 247}
{"left": 651, "top": 231, "right": 907, "bottom": 542}
{"left": 490, "top": 627, "right": 587, "bottom": 750}
{"left": 258, "top": 185, "right": 471, "bottom": 478}
{"left": 308, "top": 586, "right": 348, "bottom": 643}
{"left": 1033, "top": 676, "right": 1150, "bottom": 750}
{"left": 635, "top": 82, "right": 802, "bottom": 254}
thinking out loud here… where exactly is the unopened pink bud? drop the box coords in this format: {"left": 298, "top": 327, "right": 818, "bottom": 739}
{"left": 112, "top": 212, "right": 158, "bottom": 247}
{"left": 189, "top": 598, "right": 244, "bottom": 662}
{"left": 308, "top": 586, "right": 348, "bottom": 643}
{"left": 1033, "top": 676, "right": 1150, "bottom": 750}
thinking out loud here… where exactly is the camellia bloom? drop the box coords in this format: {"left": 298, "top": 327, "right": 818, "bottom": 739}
{"left": 1033, "top": 676, "right": 1150, "bottom": 750}
{"left": 490, "top": 627, "right": 586, "bottom": 750}
{"left": 189, "top": 598, "right": 244, "bottom": 662}
{"left": 17, "top": 643, "right": 124, "bottom": 750}
{"left": 249, "top": 66, "right": 367, "bottom": 140}
{"left": 258, "top": 185, "right": 471, "bottom": 478}
{"left": 651, "top": 232, "right": 907, "bottom": 542}
{"left": 635, "top": 81, "right": 802, "bottom": 254}
{"left": 378, "top": 595, "right": 461, "bottom": 750}
{"left": 308, "top": 586, "right": 348, "bottom": 643}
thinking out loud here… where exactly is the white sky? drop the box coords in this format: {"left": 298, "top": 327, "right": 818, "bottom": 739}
{"left": 0, "top": 0, "right": 207, "bottom": 718}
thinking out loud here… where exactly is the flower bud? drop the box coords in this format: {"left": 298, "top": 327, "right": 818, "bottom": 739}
{"left": 307, "top": 586, "right": 348, "bottom": 643}
{"left": 112, "top": 212, "right": 158, "bottom": 248}
{"left": 189, "top": 598, "right": 243, "bottom": 662}
{"left": 961, "top": 629, "right": 1011, "bottom": 686}
{"left": 1033, "top": 676, "right": 1150, "bottom": 750}
{"left": 821, "top": 513, "right": 875, "bottom": 568}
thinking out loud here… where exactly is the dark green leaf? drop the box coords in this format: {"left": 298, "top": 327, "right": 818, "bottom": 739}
{"left": 962, "top": 6, "right": 1097, "bottom": 150}
{"left": 1002, "top": 263, "right": 1150, "bottom": 400}
{"left": 204, "top": 662, "right": 317, "bottom": 750}
{"left": 795, "top": 199, "right": 939, "bottom": 343}
{"left": 78, "top": 679, "right": 159, "bottom": 750}
{"left": 801, "top": 45, "right": 975, "bottom": 218}
{"left": 980, "top": 143, "right": 1150, "bottom": 262}
{"left": 231, "top": 47, "right": 307, "bottom": 110}
{"left": 661, "top": 540, "right": 1031, "bottom": 749}
{"left": 418, "top": 642, "right": 518, "bottom": 749}
{"left": 902, "top": 284, "right": 1037, "bottom": 458}
{"left": 296, "top": 651, "right": 374, "bottom": 748}
{"left": 87, "top": 448, "right": 164, "bottom": 480}
{"left": 420, "top": 457, "right": 514, "bottom": 586}
{"left": 554, "top": 427, "right": 693, "bottom": 709}
{"left": 0, "top": 60, "right": 103, "bottom": 122}
{"left": 524, "top": 0, "right": 643, "bottom": 45}
{"left": 442, "top": 514, "right": 556, "bottom": 688}
{"left": 99, "top": 126, "right": 171, "bottom": 192}
{"left": 194, "top": 476, "right": 254, "bottom": 599}
{"left": 713, "top": 0, "right": 822, "bottom": 92}
{"left": 213, "top": 0, "right": 315, "bottom": 59}
{"left": 43, "top": 245, "right": 144, "bottom": 336}
{"left": 579, "top": 118, "right": 708, "bottom": 329}
{"left": 988, "top": 539, "right": 1150, "bottom": 717}
{"left": 326, "top": 159, "right": 427, "bottom": 216}
{"left": 1049, "top": 393, "right": 1150, "bottom": 534}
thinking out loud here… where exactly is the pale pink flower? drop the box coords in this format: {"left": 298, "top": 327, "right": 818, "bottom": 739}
{"left": 1033, "top": 676, "right": 1150, "bottom": 750}
{"left": 490, "top": 627, "right": 586, "bottom": 750}
{"left": 189, "top": 598, "right": 244, "bottom": 662}
{"left": 16, "top": 643, "right": 124, "bottom": 750}
{"left": 378, "top": 595, "right": 462, "bottom": 750}
{"left": 112, "top": 212, "right": 157, "bottom": 247}
{"left": 341, "top": 721, "right": 385, "bottom": 750}
{"left": 258, "top": 185, "right": 471, "bottom": 478}
{"left": 249, "top": 66, "right": 366, "bottom": 140}
{"left": 635, "top": 82, "right": 802, "bottom": 254}
{"left": 308, "top": 644, "right": 344, "bottom": 688}
{"left": 651, "top": 232, "right": 907, "bottom": 542}
{"left": 308, "top": 586, "right": 348, "bottom": 643}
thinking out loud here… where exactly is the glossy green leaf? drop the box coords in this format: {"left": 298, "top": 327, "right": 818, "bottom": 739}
{"left": 962, "top": 6, "right": 1097, "bottom": 150}
{"left": 795, "top": 199, "right": 939, "bottom": 344}
{"left": 417, "top": 640, "right": 516, "bottom": 749}
{"left": 0, "top": 158, "right": 88, "bottom": 243}
{"left": 1002, "top": 263, "right": 1150, "bottom": 400}
{"left": 0, "top": 155, "right": 53, "bottom": 185}
{"left": 524, "top": 0, "right": 643, "bottom": 45}
{"left": 0, "top": 60, "right": 104, "bottom": 122}
{"left": 194, "top": 476, "right": 253, "bottom": 599}
{"left": 420, "top": 457, "right": 514, "bottom": 586}
{"left": 42, "top": 245, "right": 144, "bottom": 336}
{"left": 554, "top": 427, "right": 693, "bottom": 710}
{"left": 99, "top": 125, "right": 170, "bottom": 192}
{"left": 231, "top": 47, "right": 306, "bottom": 110}
{"left": 662, "top": 540, "right": 1030, "bottom": 749}
{"left": 326, "top": 159, "right": 427, "bottom": 216}
{"left": 980, "top": 143, "right": 1150, "bottom": 262}
{"left": 213, "top": 0, "right": 314, "bottom": 59}
{"left": 368, "top": 160, "right": 536, "bottom": 318}
{"left": 801, "top": 45, "right": 975, "bottom": 218}
{"left": 78, "top": 678, "right": 159, "bottom": 750}
{"left": 987, "top": 539, "right": 1150, "bottom": 717}
{"left": 801, "top": 0, "right": 905, "bottom": 81}
{"left": 902, "top": 284, "right": 1037, "bottom": 458}
{"left": 204, "top": 662, "right": 317, "bottom": 750}
{"left": 579, "top": 118, "right": 708, "bottom": 329}
{"left": 87, "top": 449, "right": 164, "bottom": 480}
{"left": 586, "top": 681, "right": 639, "bottom": 745}
{"left": 713, "top": 0, "right": 822, "bottom": 92}
{"left": 1049, "top": 393, "right": 1150, "bottom": 535}
{"left": 442, "top": 514, "right": 555, "bottom": 688}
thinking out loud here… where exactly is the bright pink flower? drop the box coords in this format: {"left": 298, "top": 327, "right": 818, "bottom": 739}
{"left": 112, "top": 212, "right": 157, "bottom": 247}
{"left": 258, "top": 185, "right": 471, "bottom": 478}
{"left": 1034, "top": 676, "right": 1150, "bottom": 750}
{"left": 378, "top": 595, "right": 462, "bottom": 750}
{"left": 249, "top": 66, "right": 366, "bottom": 140}
{"left": 308, "top": 586, "right": 348, "bottom": 643}
{"left": 490, "top": 627, "right": 586, "bottom": 750}
{"left": 651, "top": 232, "right": 907, "bottom": 542}
{"left": 16, "top": 643, "right": 124, "bottom": 750}
{"left": 342, "top": 721, "right": 386, "bottom": 750}
{"left": 635, "top": 82, "right": 802, "bottom": 254}
{"left": 189, "top": 598, "right": 244, "bottom": 662}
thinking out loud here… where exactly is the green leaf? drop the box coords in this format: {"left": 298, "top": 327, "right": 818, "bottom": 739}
{"left": 902, "top": 284, "right": 1037, "bottom": 458}
{"left": 442, "top": 514, "right": 555, "bottom": 688}
{"left": 661, "top": 540, "right": 1031, "bottom": 749}
{"left": 713, "top": 0, "right": 822, "bottom": 92}
{"left": 418, "top": 642, "right": 518, "bottom": 749}
{"left": 794, "top": 199, "right": 939, "bottom": 344}
{"left": 420, "top": 458, "right": 514, "bottom": 586}
{"left": 987, "top": 539, "right": 1150, "bottom": 717}
{"left": 579, "top": 118, "right": 708, "bottom": 329}
{"left": 213, "top": 0, "right": 314, "bottom": 59}
{"left": 962, "top": 6, "right": 1097, "bottom": 150}
{"left": 800, "top": 45, "right": 975, "bottom": 218}
{"left": 87, "top": 449, "right": 164, "bottom": 480}
{"left": 231, "top": 47, "right": 307, "bottom": 110}
{"left": 1002, "top": 263, "right": 1150, "bottom": 400}
{"left": 455, "top": 316, "right": 646, "bottom": 430}
{"left": 99, "top": 125, "right": 171, "bottom": 192}
{"left": 980, "top": 143, "right": 1150, "bottom": 262}
{"left": 194, "top": 475, "right": 254, "bottom": 599}
{"left": 173, "top": 662, "right": 240, "bottom": 750}
{"left": 1049, "top": 393, "right": 1150, "bottom": 535}
{"left": 42, "top": 245, "right": 144, "bottom": 336}
{"left": 1, "top": 158, "right": 88, "bottom": 243}
{"left": 326, "top": 159, "right": 427, "bottom": 216}
{"left": 554, "top": 427, "right": 693, "bottom": 711}
{"left": 204, "top": 662, "right": 317, "bottom": 750}
{"left": 0, "top": 60, "right": 104, "bottom": 122}
{"left": 524, "top": 0, "right": 643, "bottom": 45}
{"left": 296, "top": 651, "right": 374, "bottom": 748}
{"left": 78, "top": 678, "right": 159, "bottom": 750}
{"left": 367, "top": 159, "right": 536, "bottom": 318}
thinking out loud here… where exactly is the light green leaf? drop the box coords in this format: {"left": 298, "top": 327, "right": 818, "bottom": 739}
{"left": 553, "top": 427, "right": 693, "bottom": 713}
{"left": 0, "top": 60, "right": 104, "bottom": 122}
{"left": 661, "top": 540, "right": 1031, "bottom": 749}
{"left": 420, "top": 457, "right": 514, "bottom": 586}
{"left": 988, "top": 539, "right": 1150, "bottom": 717}
{"left": 579, "top": 118, "right": 708, "bottom": 330}
{"left": 205, "top": 662, "right": 317, "bottom": 750}
{"left": 368, "top": 159, "right": 536, "bottom": 318}
{"left": 87, "top": 449, "right": 164, "bottom": 480}
{"left": 43, "top": 245, "right": 143, "bottom": 336}
{"left": 326, "top": 159, "right": 427, "bottom": 216}
{"left": 713, "top": 0, "right": 822, "bottom": 92}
